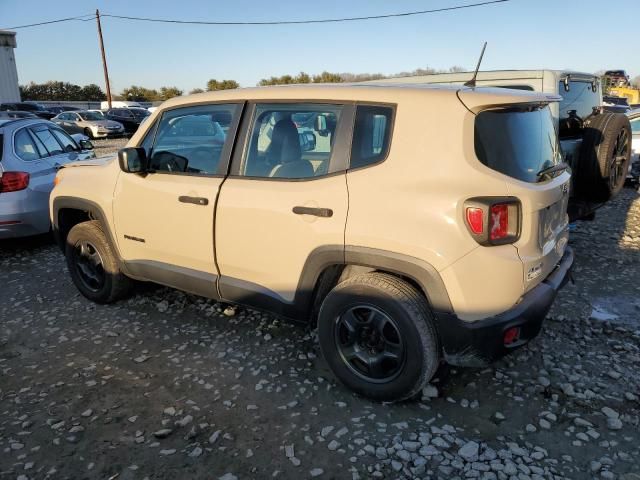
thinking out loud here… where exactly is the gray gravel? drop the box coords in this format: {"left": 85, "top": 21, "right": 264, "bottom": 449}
{"left": 0, "top": 155, "right": 639, "bottom": 479}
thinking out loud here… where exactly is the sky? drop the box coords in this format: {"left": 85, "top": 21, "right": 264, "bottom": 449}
{"left": 1, "top": 0, "right": 639, "bottom": 94}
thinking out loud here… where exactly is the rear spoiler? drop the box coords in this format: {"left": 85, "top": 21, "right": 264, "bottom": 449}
{"left": 457, "top": 86, "right": 562, "bottom": 114}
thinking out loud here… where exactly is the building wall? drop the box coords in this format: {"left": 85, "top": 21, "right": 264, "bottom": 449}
{"left": 0, "top": 31, "right": 20, "bottom": 103}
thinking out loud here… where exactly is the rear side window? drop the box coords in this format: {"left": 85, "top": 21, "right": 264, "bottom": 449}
{"left": 475, "top": 105, "right": 562, "bottom": 183}
{"left": 350, "top": 105, "right": 393, "bottom": 169}
{"left": 31, "top": 126, "right": 64, "bottom": 157}
{"left": 14, "top": 129, "right": 41, "bottom": 161}
{"left": 242, "top": 104, "right": 343, "bottom": 179}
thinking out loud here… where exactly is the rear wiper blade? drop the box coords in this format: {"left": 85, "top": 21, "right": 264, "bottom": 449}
{"left": 536, "top": 162, "right": 569, "bottom": 179}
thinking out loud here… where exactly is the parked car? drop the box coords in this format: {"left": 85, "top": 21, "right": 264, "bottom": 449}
{"left": 48, "top": 106, "right": 81, "bottom": 115}
{"left": 51, "top": 84, "right": 573, "bottom": 401}
{"left": 52, "top": 110, "right": 124, "bottom": 139}
{"left": 104, "top": 108, "right": 149, "bottom": 133}
{"left": 0, "top": 110, "right": 38, "bottom": 119}
{"left": 0, "top": 118, "right": 95, "bottom": 239}
{"left": 627, "top": 110, "right": 640, "bottom": 185}
{"left": 0, "top": 102, "right": 56, "bottom": 120}
{"left": 371, "top": 70, "right": 632, "bottom": 220}
{"left": 100, "top": 100, "right": 142, "bottom": 110}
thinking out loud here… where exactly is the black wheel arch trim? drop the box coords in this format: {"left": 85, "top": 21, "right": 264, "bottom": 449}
{"left": 52, "top": 196, "right": 128, "bottom": 273}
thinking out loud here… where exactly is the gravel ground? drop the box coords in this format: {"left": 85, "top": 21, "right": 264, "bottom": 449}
{"left": 0, "top": 142, "right": 639, "bottom": 479}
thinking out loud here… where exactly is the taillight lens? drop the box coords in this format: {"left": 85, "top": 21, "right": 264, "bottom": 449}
{"left": 0, "top": 172, "right": 30, "bottom": 193}
{"left": 465, "top": 207, "right": 484, "bottom": 234}
{"left": 490, "top": 204, "right": 509, "bottom": 241}
{"left": 463, "top": 197, "right": 520, "bottom": 246}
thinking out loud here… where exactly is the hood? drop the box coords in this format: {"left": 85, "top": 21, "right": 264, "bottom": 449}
{"left": 86, "top": 120, "right": 122, "bottom": 127}
{"left": 62, "top": 155, "right": 116, "bottom": 168}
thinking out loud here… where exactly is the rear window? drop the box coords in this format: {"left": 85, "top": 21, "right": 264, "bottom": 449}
{"left": 559, "top": 80, "right": 599, "bottom": 121}
{"left": 475, "top": 105, "right": 561, "bottom": 183}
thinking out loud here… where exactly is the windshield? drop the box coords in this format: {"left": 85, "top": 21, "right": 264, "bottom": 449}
{"left": 475, "top": 105, "right": 562, "bottom": 183}
{"left": 79, "top": 111, "right": 105, "bottom": 121}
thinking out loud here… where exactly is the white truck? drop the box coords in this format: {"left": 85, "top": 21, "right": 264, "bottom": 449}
{"left": 370, "top": 70, "right": 632, "bottom": 220}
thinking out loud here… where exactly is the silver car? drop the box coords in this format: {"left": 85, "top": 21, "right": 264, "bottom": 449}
{"left": 0, "top": 118, "right": 95, "bottom": 239}
{"left": 52, "top": 110, "right": 124, "bottom": 139}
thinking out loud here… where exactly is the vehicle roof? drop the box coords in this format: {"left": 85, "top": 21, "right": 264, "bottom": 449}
{"left": 160, "top": 82, "right": 558, "bottom": 110}
{"left": 365, "top": 69, "right": 598, "bottom": 85}
{"left": 0, "top": 118, "right": 52, "bottom": 131}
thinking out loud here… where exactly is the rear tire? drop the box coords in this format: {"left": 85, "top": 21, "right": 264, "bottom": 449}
{"left": 318, "top": 273, "right": 439, "bottom": 402}
{"left": 65, "top": 221, "right": 132, "bottom": 303}
{"left": 577, "top": 113, "right": 631, "bottom": 202}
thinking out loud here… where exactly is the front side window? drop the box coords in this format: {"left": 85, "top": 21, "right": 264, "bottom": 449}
{"left": 14, "top": 128, "right": 41, "bottom": 161}
{"left": 350, "top": 105, "right": 393, "bottom": 169}
{"left": 31, "top": 126, "right": 64, "bottom": 157}
{"left": 630, "top": 117, "right": 640, "bottom": 133}
{"left": 79, "top": 111, "right": 103, "bottom": 121}
{"left": 475, "top": 105, "right": 562, "bottom": 183}
{"left": 242, "top": 104, "right": 342, "bottom": 178}
{"left": 149, "top": 103, "right": 239, "bottom": 175}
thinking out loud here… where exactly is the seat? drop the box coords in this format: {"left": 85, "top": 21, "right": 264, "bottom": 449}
{"left": 267, "top": 119, "right": 314, "bottom": 178}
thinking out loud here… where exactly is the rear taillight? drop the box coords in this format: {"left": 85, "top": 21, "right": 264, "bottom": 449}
{"left": 465, "top": 207, "right": 484, "bottom": 235}
{"left": 0, "top": 172, "right": 30, "bottom": 193}
{"left": 464, "top": 197, "right": 520, "bottom": 246}
{"left": 490, "top": 204, "right": 509, "bottom": 241}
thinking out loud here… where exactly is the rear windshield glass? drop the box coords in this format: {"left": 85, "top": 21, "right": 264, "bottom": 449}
{"left": 475, "top": 105, "right": 561, "bottom": 183}
{"left": 559, "top": 81, "right": 599, "bottom": 121}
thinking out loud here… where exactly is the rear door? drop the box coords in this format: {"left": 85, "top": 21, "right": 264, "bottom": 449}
{"left": 473, "top": 104, "right": 571, "bottom": 292}
{"left": 215, "top": 102, "right": 353, "bottom": 311}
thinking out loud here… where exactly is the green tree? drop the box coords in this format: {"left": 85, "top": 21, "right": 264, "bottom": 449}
{"left": 80, "top": 84, "right": 106, "bottom": 101}
{"left": 312, "top": 71, "right": 342, "bottom": 83}
{"left": 159, "top": 86, "right": 183, "bottom": 100}
{"left": 189, "top": 88, "right": 205, "bottom": 94}
{"left": 206, "top": 79, "right": 239, "bottom": 91}
{"left": 120, "top": 85, "right": 160, "bottom": 102}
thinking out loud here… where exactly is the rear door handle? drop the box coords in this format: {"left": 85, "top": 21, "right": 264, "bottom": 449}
{"left": 179, "top": 196, "right": 208, "bottom": 206}
{"left": 292, "top": 206, "right": 333, "bottom": 218}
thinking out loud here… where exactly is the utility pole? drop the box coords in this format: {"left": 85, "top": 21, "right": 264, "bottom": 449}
{"left": 95, "top": 9, "right": 112, "bottom": 109}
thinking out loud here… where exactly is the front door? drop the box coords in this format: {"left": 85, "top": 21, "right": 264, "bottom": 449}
{"left": 112, "top": 103, "right": 243, "bottom": 294}
{"left": 215, "top": 102, "right": 353, "bottom": 315}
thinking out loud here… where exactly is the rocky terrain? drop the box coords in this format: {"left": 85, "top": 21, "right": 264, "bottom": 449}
{"left": 0, "top": 139, "right": 638, "bottom": 479}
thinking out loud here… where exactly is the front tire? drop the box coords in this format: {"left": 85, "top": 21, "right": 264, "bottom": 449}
{"left": 84, "top": 127, "right": 95, "bottom": 139}
{"left": 65, "top": 221, "right": 132, "bottom": 303}
{"left": 318, "top": 273, "right": 439, "bottom": 402}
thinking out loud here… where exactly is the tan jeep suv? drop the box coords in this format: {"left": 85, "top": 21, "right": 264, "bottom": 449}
{"left": 50, "top": 84, "right": 574, "bottom": 401}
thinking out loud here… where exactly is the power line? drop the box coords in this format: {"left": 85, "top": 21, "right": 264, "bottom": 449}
{"left": 3, "top": 14, "right": 95, "bottom": 30}
{"left": 2, "top": 0, "right": 509, "bottom": 30}
{"left": 102, "top": 0, "right": 508, "bottom": 25}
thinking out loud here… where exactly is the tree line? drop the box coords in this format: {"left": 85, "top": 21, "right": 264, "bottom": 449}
{"left": 20, "top": 66, "right": 467, "bottom": 102}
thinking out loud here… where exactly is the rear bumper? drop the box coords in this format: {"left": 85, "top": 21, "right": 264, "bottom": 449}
{"left": 0, "top": 200, "right": 50, "bottom": 239}
{"left": 434, "top": 247, "right": 574, "bottom": 367}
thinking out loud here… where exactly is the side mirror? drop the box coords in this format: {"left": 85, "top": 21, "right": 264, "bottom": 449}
{"left": 118, "top": 147, "right": 148, "bottom": 173}
{"left": 314, "top": 114, "right": 329, "bottom": 137}
{"left": 299, "top": 131, "right": 316, "bottom": 152}
{"left": 79, "top": 139, "right": 94, "bottom": 150}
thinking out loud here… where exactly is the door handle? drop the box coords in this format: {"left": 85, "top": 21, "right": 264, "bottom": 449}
{"left": 292, "top": 206, "right": 333, "bottom": 218}
{"left": 179, "top": 196, "right": 209, "bottom": 206}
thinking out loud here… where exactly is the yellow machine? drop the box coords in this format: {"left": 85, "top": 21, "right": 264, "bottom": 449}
{"left": 610, "top": 86, "right": 640, "bottom": 105}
